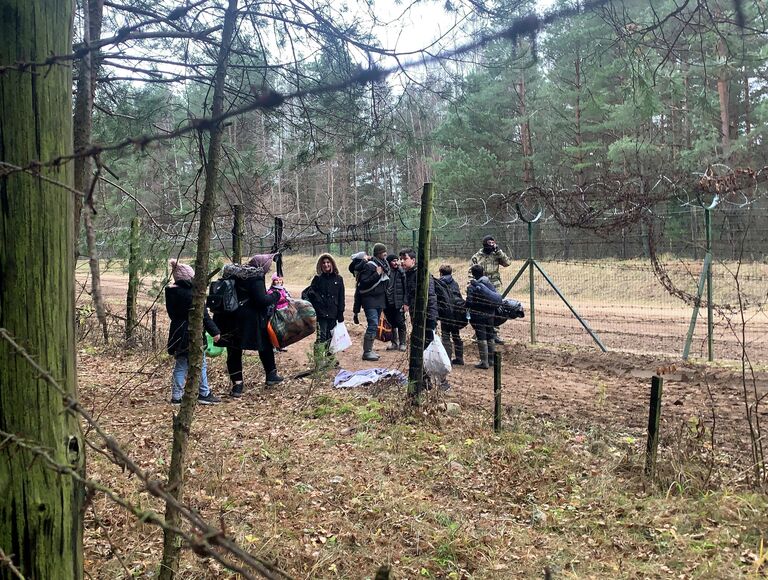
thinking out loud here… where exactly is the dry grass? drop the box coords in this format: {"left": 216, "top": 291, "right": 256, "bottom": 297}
{"left": 78, "top": 339, "right": 768, "bottom": 579}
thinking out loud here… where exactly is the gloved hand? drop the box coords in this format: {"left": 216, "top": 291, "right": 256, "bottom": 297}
{"left": 353, "top": 313, "right": 360, "bottom": 325}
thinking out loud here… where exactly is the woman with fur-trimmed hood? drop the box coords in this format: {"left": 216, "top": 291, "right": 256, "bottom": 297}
{"left": 304, "top": 253, "right": 345, "bottom": 349}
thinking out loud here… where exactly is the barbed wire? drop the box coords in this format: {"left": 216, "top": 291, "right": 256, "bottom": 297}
{"left": 0, "top": 327, "right": 291, "bottom": 580}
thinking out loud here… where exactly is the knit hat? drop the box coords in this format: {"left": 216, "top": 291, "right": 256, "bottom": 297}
{"left": 386, "top": 253, "right": 398, "bottom": 264}
{"left": 372, "top": 243, "right": 387, "bottom": 257}
{"left": 271, "top": 272, "right": 281, "bottom": 282}
{"left": 248, "top": 254, "right": 273, "bottom": 272}
{"left": 169, "top": 258, "right": 194, "bottom": 282}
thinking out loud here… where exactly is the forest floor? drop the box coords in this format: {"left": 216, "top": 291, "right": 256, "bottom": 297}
{"left": 76, "top": 258, "right": 768, "bottom": 579}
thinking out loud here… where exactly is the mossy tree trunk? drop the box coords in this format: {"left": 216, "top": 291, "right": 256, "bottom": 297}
{"left": 0, "top": 1, "right": 84, "bottom": 578}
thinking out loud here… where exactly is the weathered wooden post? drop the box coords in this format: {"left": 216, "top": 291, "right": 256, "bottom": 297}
{"left": 407, "top": 183, "right": 434, "bottom": 404}
{"left": 644, "top": 375, "right": 663, "bottom": 477}
{"left": 493, "top": 351, "right": 502, "bottom": 432}
{"left": 232, "top": 204, "right": 243, "bottom": 264}
{"left": 126, "top": 215, "right": 140, "bottom": 342}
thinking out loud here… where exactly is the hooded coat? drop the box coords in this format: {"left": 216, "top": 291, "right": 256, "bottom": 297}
{"left": 213, "top": 263, "right": 279, "bottom": 351}
{"left": 306, "top": 253, "right": 345, "bottom": 322}
{"left": 354, "top": 255, "right": 387, "bottom": 310}
{"left": 165, "top": 280, "right": 221, "bottom": 356}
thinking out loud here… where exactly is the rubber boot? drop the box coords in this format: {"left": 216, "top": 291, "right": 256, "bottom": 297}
{"left": 452, "top": 340, "right": 464, "bottom": 366}
{"left": 493, "top": 328, "right": 505, "bottom": 345}
{"left": 386, "top": 328, "right": 400, "bottom": 350}
{"left": 398, "top": 328, "right": 408, "bottom": 351}
{"left": 362, "top": 336, "right": 380, "bottom": 361}
{"left": 474, "top": 340, "right": 489, "bottom": 369}
{"left": 487, "top": 337, "right": 496, "bottom": 368}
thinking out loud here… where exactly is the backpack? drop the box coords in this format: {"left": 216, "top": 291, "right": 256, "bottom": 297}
{"left": 206, "top": 278, "right": 241, "bottom": 313}
{"left": 432, "top": 276, "right": 468, "bottom": 329}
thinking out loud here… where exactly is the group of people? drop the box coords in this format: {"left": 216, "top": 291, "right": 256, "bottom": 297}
{"left": 164, "top": 234, "right": 512, "bottom": 404}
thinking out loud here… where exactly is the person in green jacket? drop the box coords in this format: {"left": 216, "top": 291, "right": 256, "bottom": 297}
{"left": 468, "top": 235, "right": 511, "bottom": 344}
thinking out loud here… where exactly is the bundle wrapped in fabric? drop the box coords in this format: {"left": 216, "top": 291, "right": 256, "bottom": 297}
{"left": 494, "top": 298, "right": 525, "bottom": 327}
{"left": 267, "top": 298, "right": 317, "bottom": 348}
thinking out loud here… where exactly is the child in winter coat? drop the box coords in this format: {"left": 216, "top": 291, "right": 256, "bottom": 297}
{"left": 268, "top": 273, "right": 292, "bottom": 311}
{"left": 165, "top": 259, "right": 221, "bottom": 405}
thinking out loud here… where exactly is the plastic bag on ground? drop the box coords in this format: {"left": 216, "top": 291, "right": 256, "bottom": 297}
{"left": 423, "top": 338, "right": 452, "bottom": 378}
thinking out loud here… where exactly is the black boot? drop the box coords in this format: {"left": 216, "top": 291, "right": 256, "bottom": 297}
{"left": 265, "top": 369, "right": 283, "bottom": 386}
{"left": 452, "top": 340, "right": 464, "bottom": 366}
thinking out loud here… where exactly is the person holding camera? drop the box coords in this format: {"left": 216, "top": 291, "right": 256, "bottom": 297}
{"left": 468, "top": 235, "right": 511, "bottom": 344}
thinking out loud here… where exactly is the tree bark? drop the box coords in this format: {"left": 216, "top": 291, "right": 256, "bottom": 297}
{"left": 73, "top": 0, "right": 104, "bottom": 235}
{"left": 125, "top": 215, "right": 140, "bottom": 343}
{"left": 716, "top": 37, "right": 730, "bottom": 154}
{"left": 159, "top": 1, "right": 239, "bottom": 577}
{"left": 74, "top": 0, "right": 108, "bottom": 342}
{"left": 0, "top": 1, "right": 84, "bottom": 577}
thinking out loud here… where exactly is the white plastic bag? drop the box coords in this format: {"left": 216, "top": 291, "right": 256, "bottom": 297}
{"left": 423, "top": 338, "right": 452, "bottom": 378}
{"left": 329, "top": 321, "right": 352, "bottom": 353}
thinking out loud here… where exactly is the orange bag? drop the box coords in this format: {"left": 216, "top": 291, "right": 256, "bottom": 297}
{"left": 376, "top": 312, "right": 393, "bottom": 342}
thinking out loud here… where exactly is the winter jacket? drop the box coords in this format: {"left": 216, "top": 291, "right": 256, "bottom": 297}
{"left": 354, "top": 256, "right": 387, "bottom": 310}
{"left": 385, "top": 267, "right": 407, "bottom": 310}
{"left": 469, "top": 247, "right": 512, "bottom": 291}
{"left": 437, "top": 274, "right": 466, "bottom": 326}
{"left": 213, "top": 264, "right": 279, "bottom": 352}
{"left": 465, "top": 276, "right": 503, "bottom": 315}
{"left": 403, "top": 268, "right": 438, "bottom": 327}
{"left": 165, "top": 280, "right": 220, "bottom": 357}
{"left": 306, "top": 253, "right": 345, "bottom": 322}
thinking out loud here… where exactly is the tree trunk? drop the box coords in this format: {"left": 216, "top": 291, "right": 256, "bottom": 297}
{"left": 84, "top": 206, "right": 109, "bottom": 342}
{"left": 0, "top": 0, "right": 84, "bottom": 577}
{"left": 517, "top": 68, "right": 535, "bottom": 186}
{"left": 716, "top": 37, "right": 730, "bottom": 154}
{"left": 73, "top": 0, "right": 108, "bottom": 342}
{"left": 73, "top": 0, "right": 104, "bottom": 236}
{"left": 743, "top": 67, "right": 751, "bottom": 135}
{"left": 158, "top": 1, "right": 239, "bottom": 577}
{"left": 125, "top": 216, "right": 140, "bottom": 343}
{"left": 573, "top": 55, "right": 585, "bottom": 187}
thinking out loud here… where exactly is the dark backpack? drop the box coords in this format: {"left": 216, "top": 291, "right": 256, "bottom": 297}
{"left": 433, "top": 276, "right": 468, "bottom": 328}
{"left": 206, "top": 278, "right": 241, "bottom": 313}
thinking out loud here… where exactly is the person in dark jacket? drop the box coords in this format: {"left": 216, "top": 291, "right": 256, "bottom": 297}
{"left": 399, "top": 247, "right": 438, "bottom": 346}
{"left": 165, "top": 259, "right": 221, "bottom": 405}
{"left": 383, "top": 254, "right": 407, "bottom": 352}
{"left": 465, "top": 264, "right": 502, "bottom": 369}
{"left": 305, "top": 253, "right": 345, "bottom": 351}
{"left": 351, "top": 245, "right": 388, "bottom": 361}
{"left": 438, "top": 263, "right": 464, "bottom": 366}
{"left": 214, "top": 254, "right": 282, "bottom": 397}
